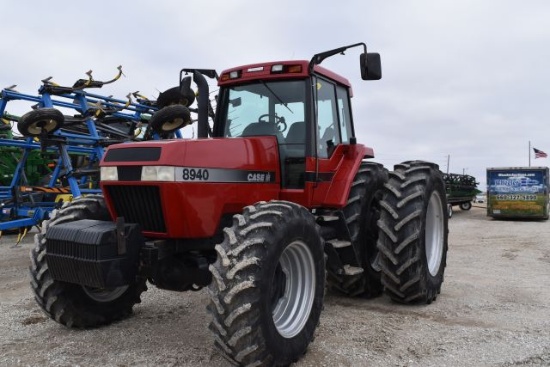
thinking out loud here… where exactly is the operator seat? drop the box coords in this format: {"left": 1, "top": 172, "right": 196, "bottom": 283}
{"left": 241, "top": 122, "right": 285, "bottom": 144}
{"left": 285, "top": 121, "right": 306, "bottom": 157}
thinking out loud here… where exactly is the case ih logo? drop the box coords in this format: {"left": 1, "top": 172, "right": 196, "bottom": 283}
{"left": 247, "top": 172, "right": 272, "bottom": 182}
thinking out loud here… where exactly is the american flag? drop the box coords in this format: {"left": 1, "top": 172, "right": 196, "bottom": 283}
{"left": 534, "top": 147, "right": 548, "bottom": 159}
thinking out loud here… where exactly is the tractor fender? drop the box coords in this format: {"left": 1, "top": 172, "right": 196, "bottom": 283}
{"left": 313, "top": 143, "right": 372, "bottom": 208}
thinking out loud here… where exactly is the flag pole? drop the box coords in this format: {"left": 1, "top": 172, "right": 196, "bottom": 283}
{"left": 529, "top": 141, "right": 531, "bottom": 167}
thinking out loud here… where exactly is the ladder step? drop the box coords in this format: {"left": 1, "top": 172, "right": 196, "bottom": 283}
{"left": 343, "top": 265, "right": 364, "bottom": 276}
{"left": 316, "top": 215, "right": 339, "bottom": 222}
{"left": 330, "top": 240, "right": 352, "bottom": 248}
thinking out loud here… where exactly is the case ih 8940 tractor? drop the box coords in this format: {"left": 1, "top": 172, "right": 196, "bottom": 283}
{"left": 30, "top": 43, "right": 448, "bottom": 367}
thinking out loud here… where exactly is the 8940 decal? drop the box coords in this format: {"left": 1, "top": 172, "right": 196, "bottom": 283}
{"left": 182, "top": 168, "right": 210, "bottom": 181}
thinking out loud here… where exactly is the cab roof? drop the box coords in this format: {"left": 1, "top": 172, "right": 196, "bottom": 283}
{"left": 218, "top": 60, "right": 352, "bottom": 89}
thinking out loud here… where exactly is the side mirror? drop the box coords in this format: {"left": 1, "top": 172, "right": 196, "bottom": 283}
{"left": 360, "top": 53, "right": 382, "bottom": 80}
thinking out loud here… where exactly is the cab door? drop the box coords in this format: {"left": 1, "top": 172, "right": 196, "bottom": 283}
{"left": 310, "top": 77, "right": 360, "bottom": 208}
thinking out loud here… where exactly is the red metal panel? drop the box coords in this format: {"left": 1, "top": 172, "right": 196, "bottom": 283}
{"left": 101, "top": 137, "right": 282, "bottom": 238}
{"left": 310, "top": 144, "right": 371, "bottom": 208}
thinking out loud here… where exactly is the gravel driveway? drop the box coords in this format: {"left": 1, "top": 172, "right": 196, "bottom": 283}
{"left": 1, "top": 205, "right": 549, "bottom": 366}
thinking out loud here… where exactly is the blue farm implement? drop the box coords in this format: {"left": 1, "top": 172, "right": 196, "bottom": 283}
{"left": 0, "top": 67, "right": 194, "bottom": 244}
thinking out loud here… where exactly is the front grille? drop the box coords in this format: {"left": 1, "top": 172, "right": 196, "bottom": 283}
{"left": 106, "top": 185, "right": 166, "bottom": 233}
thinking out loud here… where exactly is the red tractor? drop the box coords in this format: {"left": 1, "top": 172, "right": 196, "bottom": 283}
{"left": 30, "top": 43, "right": 448, "bottom": 367}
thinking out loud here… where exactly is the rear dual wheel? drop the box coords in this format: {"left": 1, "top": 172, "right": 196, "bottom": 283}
{"left": 327, "top": 162, "right": 388, "bottom": 298}
{"left": 377, "top": 161, "right": 448, "bottom": 304}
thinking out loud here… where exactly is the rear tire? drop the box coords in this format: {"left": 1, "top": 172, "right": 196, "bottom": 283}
{"left": 459, "top": 201, "right": 472, "bottom": 211}
{"left": 377, "top": 161, "right": 448, "bottom": 304}
{"left": 207, "top": 201, "right": 325, "bottom": 367}
{"left": 327, "top": 162, "right": 388, "bottom": 297}
{"left": 29, "top": 194, "right": 147, "bottom": 328}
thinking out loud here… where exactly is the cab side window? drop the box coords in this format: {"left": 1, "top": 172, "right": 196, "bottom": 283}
{"left": 316, "top": 79, "right": 340, "bottom": 158}
{"left": 336, "top": 85, "right": 352, "bottom": 143}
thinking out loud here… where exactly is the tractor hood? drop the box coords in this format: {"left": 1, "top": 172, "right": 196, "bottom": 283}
{"left": 100, "top": 137, "right": 281, "bottom": 183}
{"left": 99, "top": 137, "right": 282, "bottom": 238}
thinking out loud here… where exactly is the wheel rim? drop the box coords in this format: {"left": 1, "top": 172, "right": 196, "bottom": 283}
{"left": 27, "top": 119, "right": 59, "bottom": 135}
{"left": 425, "top": 191, "right": 445, "bottom": 276}
{"left": 161, "top": 117, "right": 185, "bottom": 132}
{"left": 82, "top": 285, "right": 129, "bottom": 302}
{"left": 271, "top": 240, "right": 316, "bottom": 338}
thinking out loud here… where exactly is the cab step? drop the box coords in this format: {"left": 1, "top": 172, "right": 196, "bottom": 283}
{"left": 315, "top": 215, "right": 339, "bottom": 222}
{"left": 343, "top": 264, "right": 364, "bottom": 276}
{"left": 329, "top": 239, "right": 352, "bottom": 248}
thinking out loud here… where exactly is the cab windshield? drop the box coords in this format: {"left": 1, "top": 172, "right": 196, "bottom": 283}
{"left": 220, "top": 80, "right": 306, "bottom": 141}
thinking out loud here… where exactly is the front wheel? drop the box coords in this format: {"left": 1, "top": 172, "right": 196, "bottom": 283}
{"left": 460, "top": 201, "right": 472, "bottom": 211}
{"left": 207, "top": 201, "right": 325, "bottom": 366}
{"left": 29, "top": 195, "right": 147, "bottom": 328}
{"left": 377, "top": 161, "right": 448, "bottom": 304}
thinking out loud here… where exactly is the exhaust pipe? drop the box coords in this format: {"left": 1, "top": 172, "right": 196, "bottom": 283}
{"left": 192, "top": 71, "right": 209, "bottom": 139}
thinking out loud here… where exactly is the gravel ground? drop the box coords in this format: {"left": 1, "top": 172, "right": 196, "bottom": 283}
{"left": 1, "top": 205, "right": 549, "bottom": 367}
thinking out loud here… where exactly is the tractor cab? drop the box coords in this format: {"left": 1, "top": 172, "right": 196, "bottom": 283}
{"left": 214, "top": 63, "right": 345, "bottom": 189}
{"left": 212, "top": 44, "right": 381, "bottom": 206}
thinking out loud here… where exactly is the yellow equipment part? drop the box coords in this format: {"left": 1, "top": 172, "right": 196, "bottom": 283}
{"left": 55, "top": 194, "right": 74, "bottom": 203}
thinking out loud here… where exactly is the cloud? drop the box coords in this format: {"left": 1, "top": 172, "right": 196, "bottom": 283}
{"left": 2, "top": 0, "right": 550, "bottom": 189}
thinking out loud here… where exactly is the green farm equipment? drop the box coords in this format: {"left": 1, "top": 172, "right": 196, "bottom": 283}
{"left": 443, "top": 173, "right": 480, "bottom": 213}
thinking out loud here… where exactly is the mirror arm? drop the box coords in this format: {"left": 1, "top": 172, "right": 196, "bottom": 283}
{"left": 308, "top": 43, "right": 367, "bottom": 73}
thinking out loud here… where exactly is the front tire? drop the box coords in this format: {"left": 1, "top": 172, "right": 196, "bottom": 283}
{"left": 377, "top": 161, "right": 448, "bottom": 304}
{"left": 29, "top": 194, "right": 147, "bottom": 328}
{"left": 207, "top": 201, "right": 325, "bottom": 367}
{"left": 460, "top": 201, "right": 472, "bottom": 211}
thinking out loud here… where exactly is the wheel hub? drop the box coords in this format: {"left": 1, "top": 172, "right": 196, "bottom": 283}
{"left": 29, "top": 119, "right": 57, "bottom": 134}
{"left": 425, "top": 191, "right": 445, "bottom": 276}
{"left": 271, "top": 240, "right": 316, "bottom": 338}
{"left": 82, "top": 285, "right": 129, "bottom": 302}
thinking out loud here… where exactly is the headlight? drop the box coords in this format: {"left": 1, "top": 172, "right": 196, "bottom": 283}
{"left": 141, "top": 166, "right": 175, "bottom": 181}
{"left": 100, "top": 166, "right": 118, "bottom": 181}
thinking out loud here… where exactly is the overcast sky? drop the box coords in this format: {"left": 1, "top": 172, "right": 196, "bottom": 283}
{"left": 2, "top": 0, "right": 550, "bottom": 189}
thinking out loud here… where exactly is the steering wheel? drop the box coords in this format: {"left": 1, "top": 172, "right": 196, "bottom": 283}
{"left": 258, "top": 114, "right": 287, "bottom": 132}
